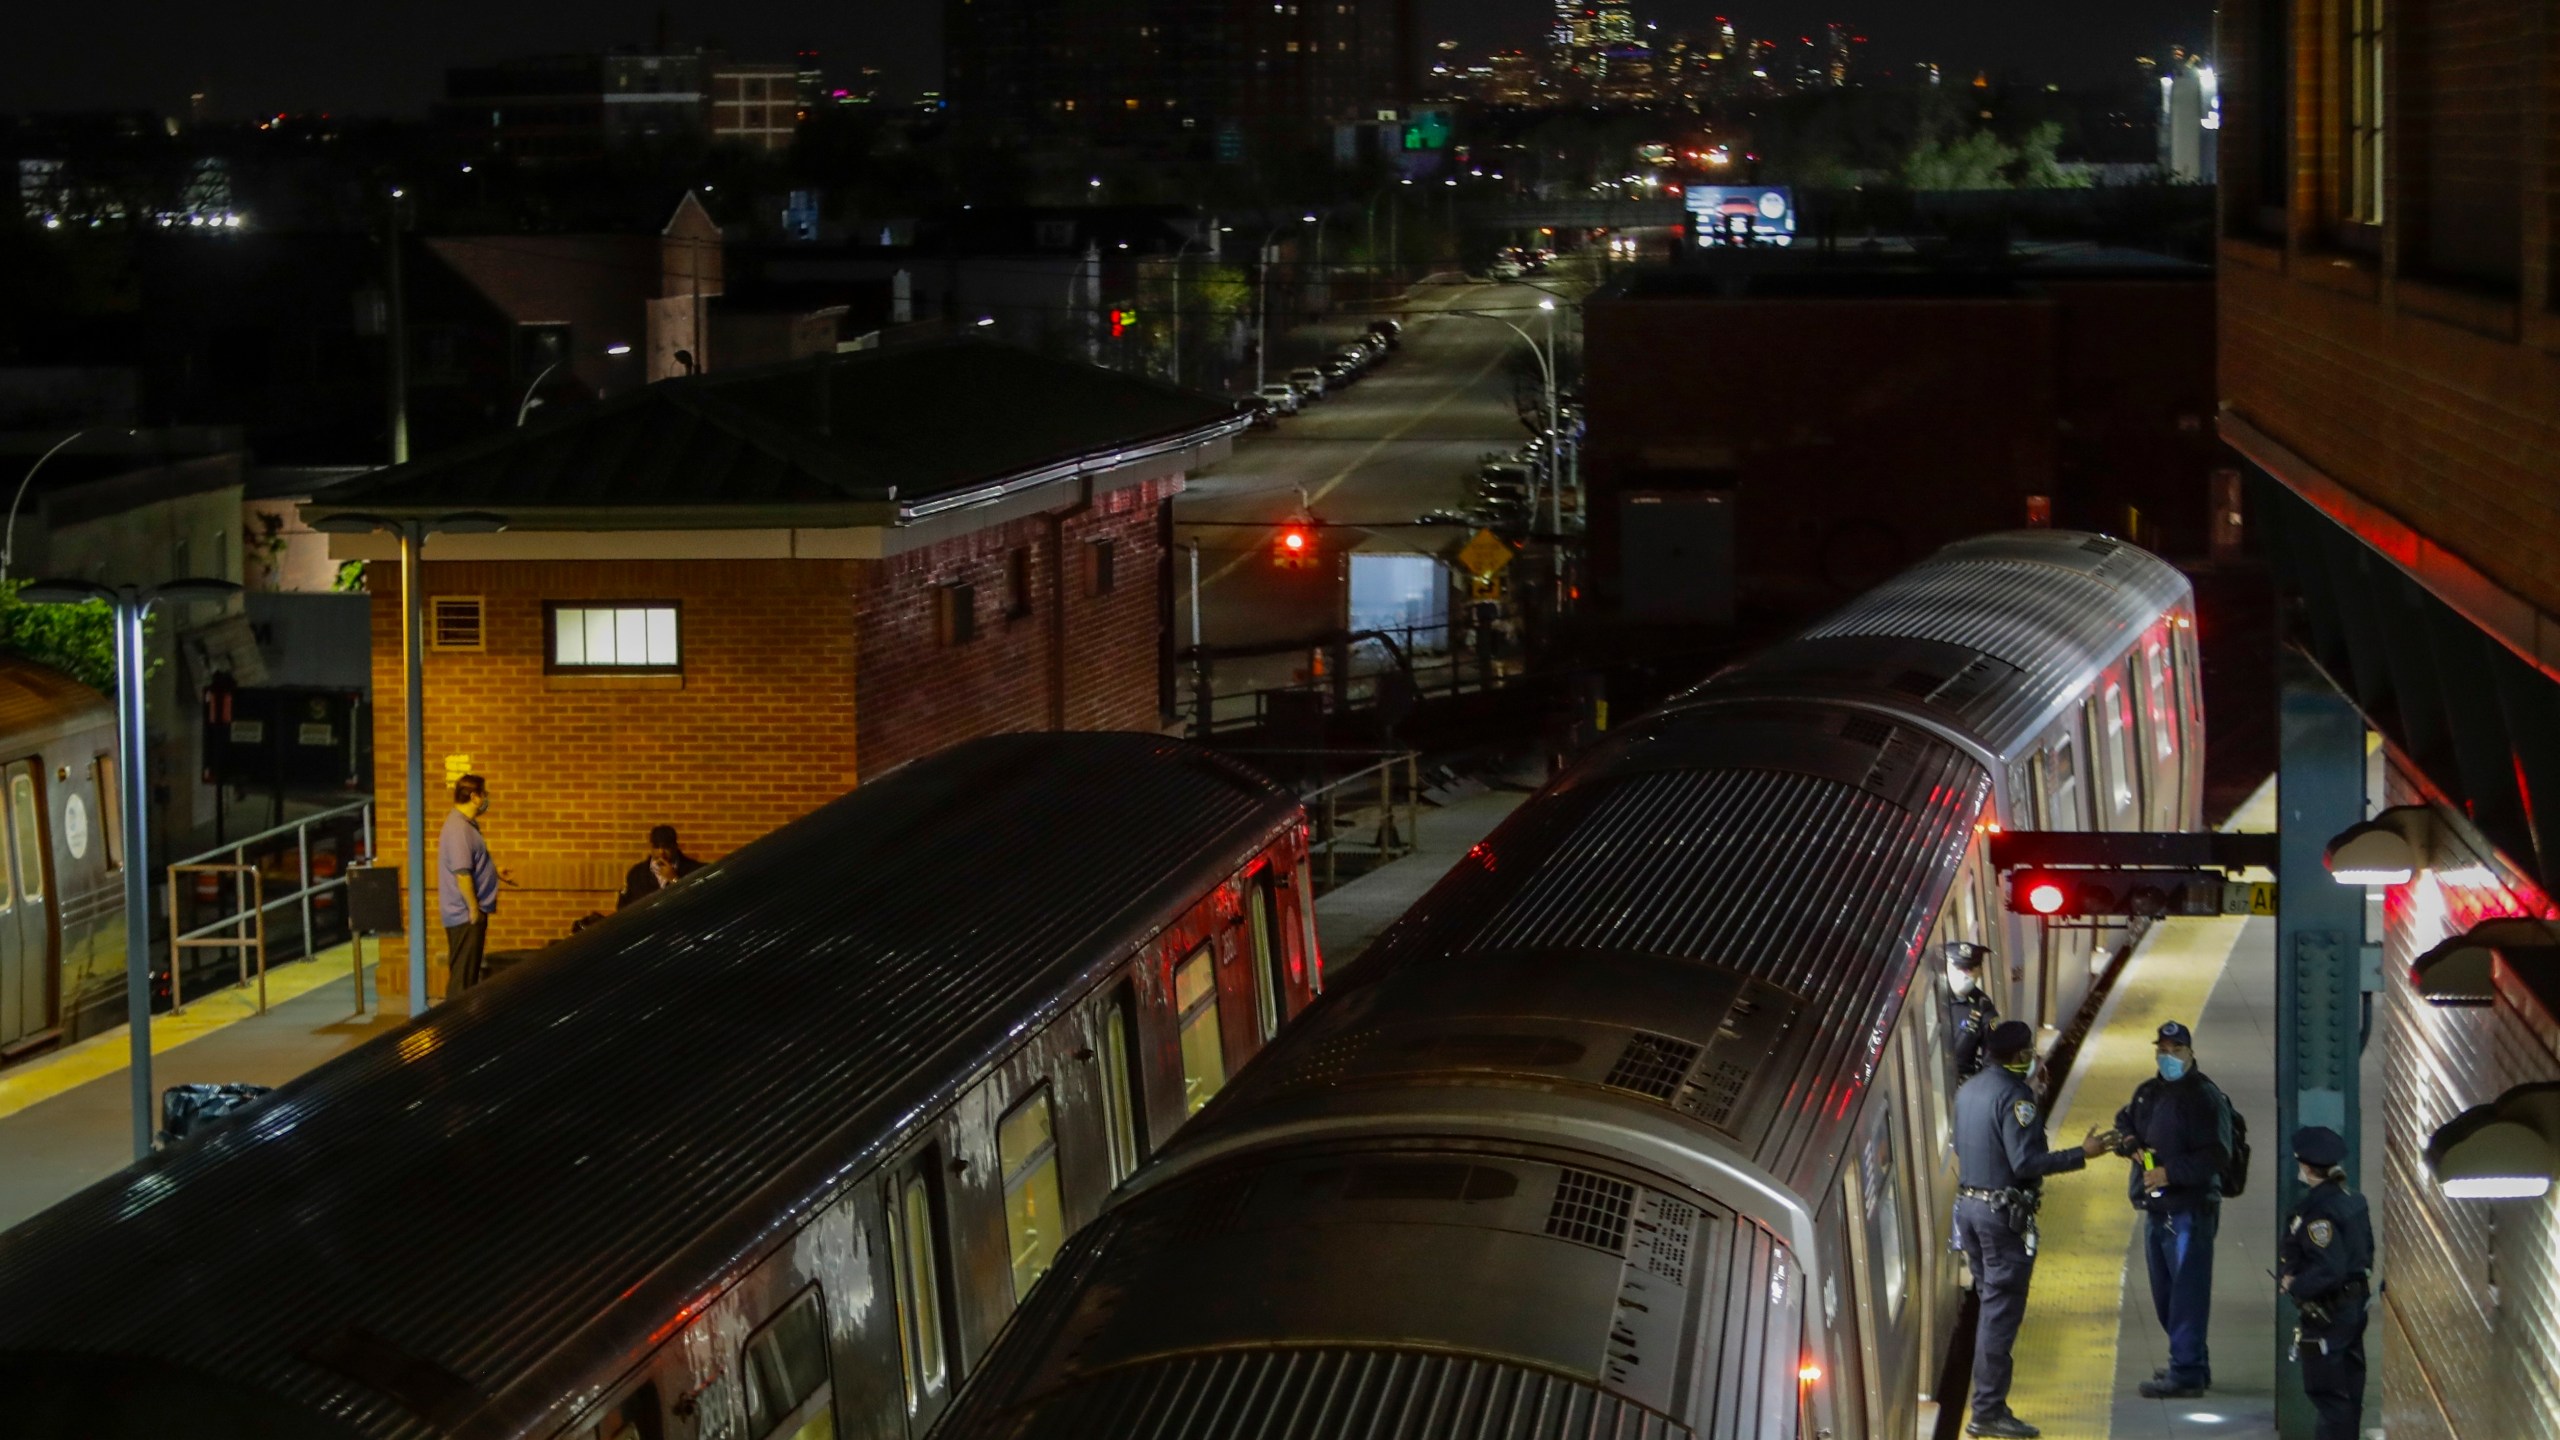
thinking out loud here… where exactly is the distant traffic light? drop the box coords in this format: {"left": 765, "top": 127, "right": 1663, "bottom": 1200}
{"left": 1109, "top": 307, "right": 1137, "bottom": 337}
{"left": 1272, "top": 525, "right": 1314, "bottom": 569}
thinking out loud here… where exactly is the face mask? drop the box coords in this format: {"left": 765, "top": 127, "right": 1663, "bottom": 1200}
{"left": 1948, "top": 968, "right": 1975, "bottom": 996}
{"left": 2002, "top": 1056, "right": 2031, "bottom": 1076}
{"left": 2157, "top": 1054, "right": 2188, "bottom": 1081}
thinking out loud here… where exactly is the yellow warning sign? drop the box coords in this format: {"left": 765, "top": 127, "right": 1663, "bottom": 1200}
{"left": 2220, "top": 881, "right": 2280, "bottom": 915}
{"left": 1457, "top": 527, "right": 1515, "bottom": 579}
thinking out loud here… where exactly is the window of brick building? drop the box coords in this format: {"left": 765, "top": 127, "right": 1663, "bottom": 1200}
{"left": 938, "top": 582, "right": 977, "bottom": 645}
{"left": 2345, "top": 0, "right": 2385, "bottom": 233}
{"left": 1006, "top": 547, "right": 1033, "bottom": 618}
{"left": 1087, "top": 537, "right": 1117, "bottom": 596}
{"left": 546, "top": 603, "right": 681, "bottom": 673}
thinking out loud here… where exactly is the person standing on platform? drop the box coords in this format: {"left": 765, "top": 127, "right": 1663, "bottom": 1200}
{"left": 617, "top": 825, "right": 702, "bottom": 910}
{"left": 439, "top": 774, "right": 499, "bottom": 995}
{"left": 1944, "top": 941, "right": 1999, "bottom": 1082}
{"left": 1953, "top": 1020, "right": 2117, "bottom": 1439}
{"left": 2114, "top": 1019, "right": 2235, "bottom": 1399}
{"left": 2281, "top": 1126, "right": 2373, "bottom": 1440}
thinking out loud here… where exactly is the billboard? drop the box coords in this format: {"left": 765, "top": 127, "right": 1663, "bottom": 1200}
{"left": 1685, "top": 186, "right": 1796, "bottom": 247}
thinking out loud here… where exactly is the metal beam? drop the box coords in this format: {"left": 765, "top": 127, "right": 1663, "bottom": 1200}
{"left": 1987, "top": 830, "right": 2279, "bottom": 871}
{"left": 2274, "top": 647, "right": 2367, "bottom": 1439}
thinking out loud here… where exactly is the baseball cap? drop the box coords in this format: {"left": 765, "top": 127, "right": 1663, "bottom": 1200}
{"left": 2155, "top": 1020, "right": 2195, "bottom": 1048}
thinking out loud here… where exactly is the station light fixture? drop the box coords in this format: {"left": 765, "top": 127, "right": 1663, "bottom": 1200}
{"left": 2323, "top": 805, "right": 2438, "bottom": 886}
{"left": 2410, "top": 917, "right": 2560, "bottom": 1005}
{"left": 2427, "top": 1083, "right": 2560, "bottom": 1200}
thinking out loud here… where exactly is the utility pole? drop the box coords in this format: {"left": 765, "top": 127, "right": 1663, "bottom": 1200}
{"left": 384, "top": 186, "right": 410, "bottom": 466}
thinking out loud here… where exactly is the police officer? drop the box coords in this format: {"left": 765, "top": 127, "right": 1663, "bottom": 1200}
{"left": 2281, "top": 1126, "right": 2373, "bottom": 1440}
{"left": 2113, "top": 1020, "right": 2233, "bottom": 1398}
{"left": 1944, "top": 941, "right": 1999, "bottom": 1081}
{"left": 1954, "top": 1020, "right": 2116, "bottom": 1439}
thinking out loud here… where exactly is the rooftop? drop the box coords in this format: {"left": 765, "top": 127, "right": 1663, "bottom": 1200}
{"left": 309, "top": 340, "right": 1246, "bottom": 529}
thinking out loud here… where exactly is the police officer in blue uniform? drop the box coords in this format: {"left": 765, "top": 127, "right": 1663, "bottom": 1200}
{"left": 2113, "top": 1019, "right": 2234, "bottom": 1398}
{"left": 1944, "top": 941, "right": 1999, "bottom": 1082}
{"left": 2280, "top": 1126, "right": 2373, "bottom": 1440}
{"left": 1954, "top": 1020, "right": 2117, "bottom": 1439}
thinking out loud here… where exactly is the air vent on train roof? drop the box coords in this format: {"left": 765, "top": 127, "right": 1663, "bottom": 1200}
{"left": 2080, "top": 536, "right": 2122, "bottom": 557}
{"left": 1545, "top": 1168, "right": 1635, "bottom": 1254}
{"left": 1839, "top": 714, "right": 1894, "bottom": 747}
{"left": 1891, "top": 668, "right": 1947, "bottom": 697}
{"left": 1603, "top": 1032, "right": 1702, "bottom": 1100}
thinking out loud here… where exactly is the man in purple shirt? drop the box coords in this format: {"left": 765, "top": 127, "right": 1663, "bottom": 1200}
{"left": 438, "top": 774, "right": 499, "bottom": 995}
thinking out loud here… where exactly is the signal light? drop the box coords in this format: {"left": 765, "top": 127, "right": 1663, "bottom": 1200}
{"left": 2025, "top": 878, "right": 2067, "bottom": 915}
{"left": 2005, "top": 868, "right": 2239, "bottom": 918}
{"left": 1273, "top": 525, "right": 1315, "bottom": 570}
{"left": 1798, "top": 1360, "right": 1823, "bottom": 1385}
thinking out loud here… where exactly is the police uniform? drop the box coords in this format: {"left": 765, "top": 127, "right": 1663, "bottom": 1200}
{"left": 1952, "top": 1021, "right": 2088, "bottom": 1439}
{"left": 1945, "top": 942, "right": 1999, "bottom": 1081}
{"left": 2281, "top": 1127, "right": 2373, "bottom": 1440}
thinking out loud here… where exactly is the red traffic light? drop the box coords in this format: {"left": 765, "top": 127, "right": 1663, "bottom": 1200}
{"left": 1273, "top": 525, "right": 1315, "bottom": 569}
{"left": 2026, "top": 878, "right": 2068, "bottom": 915}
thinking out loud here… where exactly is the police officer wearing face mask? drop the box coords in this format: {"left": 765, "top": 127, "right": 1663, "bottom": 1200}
{"left": 1954, "top": 1020, "right": 2117, "bottom": 1438}
{"left": 2280, "top": 1126, "right": 2372, "bottom": 1439}
{"left": 2113, "top": 1020, "right": 2234, "bottom": 1399}
{"left": 1944, "top": 941, "right": 1999, "bottom": 1082}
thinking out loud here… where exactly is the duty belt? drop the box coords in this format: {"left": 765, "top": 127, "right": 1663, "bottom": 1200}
{"left": 1959, "top": 1186, "right": 2019, "bottom": 1202}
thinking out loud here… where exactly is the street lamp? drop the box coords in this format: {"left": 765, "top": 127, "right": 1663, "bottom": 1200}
{"left": 1254, "top": 214, "right": 1316, "bottom": 393}
{"left": 2, "top": 429, "right": 105, "bottom": 585}
{"left": 20, "top": 575, "right": 240, "bottom": 1160}
{"left": 308, "top": 511, "right": 507, "bottom": 1017}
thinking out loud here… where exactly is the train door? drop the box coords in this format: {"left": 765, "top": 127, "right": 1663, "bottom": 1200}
{"left": 882, "top": 1150, "right": 959, "bottom": 1435}
{"left": 1247, "top": 869, "right": 1288, "bottom": 1044}
{"left": 1842, "top": 1073, "right": 1919, "bottom": 1439}
{"left": 2098, "top": 676, "right": 2141, "bottom": 833}
{"left": 0, "top": 758, "right": 53, "bottom": 1050}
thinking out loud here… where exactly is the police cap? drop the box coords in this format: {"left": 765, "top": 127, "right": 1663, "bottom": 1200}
{"left": 2293, "top": 1126, "right": 2348, "bottom": 1168}
{"left": 1943, "top": 940, "right": 1989, "bottom": 971}
{"left": 2155, "top": 1020, "right": 2195, "bottom": 1048}
{"left": 1985, "top": 1020, "right": 2035, "bottom": 1059}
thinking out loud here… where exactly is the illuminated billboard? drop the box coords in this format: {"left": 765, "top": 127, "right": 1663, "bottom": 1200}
{"left": 1685, "top": 186, "right": 1796, "bottom": 247}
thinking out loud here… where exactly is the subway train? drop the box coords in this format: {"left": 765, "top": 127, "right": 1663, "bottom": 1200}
{"left": 0, "top": 656, "right": 124, "bottom": 1059}
{"left": 0, "top": 732, "right": 1318, "bottom": 1440}
{"left": 930, "top": 531, "right": 2203, "bottom": 1440}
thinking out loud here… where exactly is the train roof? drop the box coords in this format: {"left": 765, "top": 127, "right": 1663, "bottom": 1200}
{"left": 0, "top": 733, "right": 1300, "bottom": 1440}
{"left": 1692, "top": 530, "right": 2192, "bottom": 764}
{"left": 1183, "top": 694, "right": 1990, "bottom": 1201}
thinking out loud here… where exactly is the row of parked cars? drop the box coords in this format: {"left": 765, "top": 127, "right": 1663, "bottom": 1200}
{"left": 1247, "top": 319, "right": 1403, "bottom": 424}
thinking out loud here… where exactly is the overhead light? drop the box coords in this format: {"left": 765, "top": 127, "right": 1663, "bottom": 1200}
{"left": 975, "top": 316, "right": 996, "bottom": 328}
{"left": 2411, "top": 917, "right": 2560, "bottom": 1004}
{"left": 2323, "top": 806, "right": 2437, "bottom": 886}
{"left": 1538, "top": 298, "right": 1557, "bottom": 311}
{"left": 606, "top": 343, "right": 633, "bottom": 356}
{"left": 2428, "top": 1083, "right": 2560, "bottom": 1199}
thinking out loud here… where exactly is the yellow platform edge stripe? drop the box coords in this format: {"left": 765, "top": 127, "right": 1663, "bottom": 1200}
{"left": 0, "top": 943, "right": 365, "bottom": 1123}
{"left": 2001, "top": 777, "right": 2274, "bottom": 1437}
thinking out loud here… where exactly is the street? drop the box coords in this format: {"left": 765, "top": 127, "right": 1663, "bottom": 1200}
{"left": 1174, "top": 274, "right": 1582, "bottom": 675}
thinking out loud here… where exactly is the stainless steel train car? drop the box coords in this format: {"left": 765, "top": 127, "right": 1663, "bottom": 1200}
{"left": 929, "top": 531, "right": 2202, "bottom": 1440}
{"left": 0, "top": 732, "right": 1320, "bottom": 1440}
{"left": 0, "top": 657, "right": 125, "bottom": 1059}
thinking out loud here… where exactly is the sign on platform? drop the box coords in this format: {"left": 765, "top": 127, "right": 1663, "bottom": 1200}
{"left": 2220, "top": 881, "right": 2280, "bottom": 915}
{"left": 1457, "top": 528, "right": 1514, "bottom": 579}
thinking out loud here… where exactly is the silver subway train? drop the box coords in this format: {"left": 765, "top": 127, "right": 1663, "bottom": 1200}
{"left": 931, "top": 531, "right": 2203, "bottom": 1440}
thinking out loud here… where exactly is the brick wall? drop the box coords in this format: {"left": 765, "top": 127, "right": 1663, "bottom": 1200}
{"left": 369, "top": 559, "right": 862, "bottom": 965}
{"left": 854, "top": 478, "right": 1174, "bottom": 779}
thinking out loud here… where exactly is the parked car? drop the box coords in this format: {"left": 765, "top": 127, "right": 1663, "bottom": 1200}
{"left": 1323, "top": 358, "right": 1360, "bottom": 387}
{"left": 1367, "top": 319, "right": 1403, "bottom": 349}
{"left": 1488, "top": 258, "right": 1525, "bottom": 281}
{"left": 1244, "top": 396, "right": 1279, "bottom": 429}
{"left": 1256, "top": 382, "right": 1302, "bottom": 416}
{"left": 1287, "top": 367, "right": 1328, "bottom": 400}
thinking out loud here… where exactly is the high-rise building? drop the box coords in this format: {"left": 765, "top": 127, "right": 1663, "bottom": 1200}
{"left": 440, "top": 52, "right": 707, "bottom": 160}
{"left": 944, "top": 0, "right": 1413, "bottom": 154}
{"left": 1824, "top": 23, "right": 1854, "bottom": 87}
{"left": 709, "top": 63, "right": 801, "bottom": 152}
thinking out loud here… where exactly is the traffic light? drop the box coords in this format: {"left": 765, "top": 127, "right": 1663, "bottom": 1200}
{"left": 1272, "top": 524, "right": 1314, "bottom": 570}
{"left": 2005, "top": 869, "right": 2257, "bottom": 918}
{"left": 1109, "top": 307, "right": 1137, "bottom": 338}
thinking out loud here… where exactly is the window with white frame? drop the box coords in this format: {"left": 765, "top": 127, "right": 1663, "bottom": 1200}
{"left": 547, "top": 603, "right": 681, "bottom": 672}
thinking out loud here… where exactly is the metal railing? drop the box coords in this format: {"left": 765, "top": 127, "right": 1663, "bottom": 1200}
{"left": 1179, "top": 620, "right": 1520, "bottom": 738}
{"left": 1226, "top": 749, "right": 1422, "bottom": 889}
{"left": 166, "top": 799, "right": 373, "bottom": 1009}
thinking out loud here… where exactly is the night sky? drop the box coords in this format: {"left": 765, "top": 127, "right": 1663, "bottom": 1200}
{"left": 3, "top": 1, "right": 2211, "bottom": 119}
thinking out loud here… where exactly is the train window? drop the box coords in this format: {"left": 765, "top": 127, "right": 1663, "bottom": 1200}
{"left": 1098, "top": 986, "right": 1144, "bottom": 1183}
{"left": 92, "top": 755, "right": 123, "bottom": 871}
{"left": 1296, "top": 858, "right": 1322, "bottom": 993}
{"left": 2143, "top": 636, "right": 2176, "bottom": 760}
{"left": 888, "top": 1167, "right": 948, "bottom": 1409}
{"left": 2102, "top": 683, "right": 2135, "bottom": 813}
{"left": 10, "top": 773, "right": 40, "bottom": 903}
{"left": 997, "top": 1086, "right": 1066, "bottom": 1301}
{"left": 740, "top": 1286, "right": 833, "bottom": 1440}
{"left": 1249, "top": 874, "right": 1283, "bottom": 1041}
{"left": 1860, "top": 1102, "right": 1908, "bottom": 1320}
{"left": 2046, "top": 730, "right": 2080, "bottom": 828}
{"left": 1175, "top": 946, "right": 1225, "bottom": 1114}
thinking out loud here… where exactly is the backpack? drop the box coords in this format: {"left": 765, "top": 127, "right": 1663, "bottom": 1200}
{"left": 2207, "top": 1080, "right": 2251, "bottom": 1198}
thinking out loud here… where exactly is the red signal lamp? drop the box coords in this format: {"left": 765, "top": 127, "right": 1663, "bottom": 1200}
{"left": 2025, "top": 878, "right": 2068, "bottom": 915}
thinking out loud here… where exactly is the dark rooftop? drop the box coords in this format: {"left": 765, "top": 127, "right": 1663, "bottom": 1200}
{"left": 312, "top": 340, "right": 1245, "bottom": 524}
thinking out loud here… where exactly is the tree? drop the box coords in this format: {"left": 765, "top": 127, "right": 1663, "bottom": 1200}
{"left": 0, "top": 580, "right": 142, "bottom": 696}
{"left": 1902, "top": 129, "right": 2018, "bottom": 190}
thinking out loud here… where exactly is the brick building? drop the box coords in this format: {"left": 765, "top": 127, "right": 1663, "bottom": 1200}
{"left": 305, "top": 341, "right": 1244, "bottom": 972}
{"left": 1581, "top": 251, "right": 2219, "bottom": 622}
{"left": 2214, "top": 0, "right": 2560, "bottom": 1433}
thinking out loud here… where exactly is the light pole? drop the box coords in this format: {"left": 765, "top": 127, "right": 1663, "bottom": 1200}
{"left": 308, "top": 511, "right": 507, "bottom": 1016}
{"left": 1253, "top": 214, "right": 1315, "bottom": 393}
{"left": 1449, "top": 298, "right": 1571, "bottom": 595}
{"left": 514, "top": 363, "right": 561, "bottom": 428}
{"left": 21, "top": 576, "right": 240, "bottom": 1160}
{"left": 1166, "top": 234, "right": 1208, "bottom": 388}
{"left": 2, "top": 428, "right": 98, "bottom": 585}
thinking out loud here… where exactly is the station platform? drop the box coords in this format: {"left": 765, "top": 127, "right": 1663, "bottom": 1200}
{"left": 1313, "top": 783, "right": 1527, "bottom": 969}
{"left": 0, "top": 945, "right": 398, "bottom": 1231}
{"left": 2002, "top": 783, "right": 2384, "bottom": 1439}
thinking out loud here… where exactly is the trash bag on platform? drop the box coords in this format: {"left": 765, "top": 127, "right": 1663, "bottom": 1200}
{"left": 158, "top": 1082, "right": 274, "bottom": 1146}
